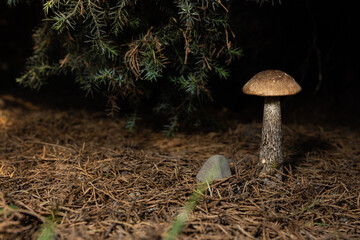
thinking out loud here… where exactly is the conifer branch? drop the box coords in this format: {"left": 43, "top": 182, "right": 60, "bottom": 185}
{"left": 14, "top": 0, "right": 242, "bottom": 134}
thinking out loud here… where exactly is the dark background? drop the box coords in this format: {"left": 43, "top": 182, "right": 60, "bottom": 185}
{"left": 224, "top": 0, "right": 359, "bottom": 125}
{"left": 1, "top": 0, "right": 359, "bottom": 125}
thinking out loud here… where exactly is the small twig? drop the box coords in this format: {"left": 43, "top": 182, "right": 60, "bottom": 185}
{"left": 28, "top": 141, "right": 77, "bottom": 154}
{"left": 237, "top": 224, "right": 256, "bottom": 240}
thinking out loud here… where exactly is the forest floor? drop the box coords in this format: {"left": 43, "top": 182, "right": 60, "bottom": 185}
{"left": 0, "top": 92, "right": 359, "bottom": 240}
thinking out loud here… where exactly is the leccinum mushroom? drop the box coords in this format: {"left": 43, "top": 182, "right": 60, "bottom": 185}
{"left": 242, "top": 70, "right": 301, "bottom": 182}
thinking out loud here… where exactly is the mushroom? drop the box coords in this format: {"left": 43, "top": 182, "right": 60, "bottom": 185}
{"left": 242, "top": 70, "right": 301, "bottom": 182}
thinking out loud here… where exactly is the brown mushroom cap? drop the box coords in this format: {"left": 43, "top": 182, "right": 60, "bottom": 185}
{"left": 242, "top": 70, "right": 302, "bottom": 96}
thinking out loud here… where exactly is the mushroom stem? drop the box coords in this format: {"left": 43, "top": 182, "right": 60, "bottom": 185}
{"left": 258, "top": 96, "right": 283, "bottom": 181}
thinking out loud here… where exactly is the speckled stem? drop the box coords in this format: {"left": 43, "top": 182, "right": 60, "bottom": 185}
{"left": 258, "top": 96, "right": 283, "bottom": 181}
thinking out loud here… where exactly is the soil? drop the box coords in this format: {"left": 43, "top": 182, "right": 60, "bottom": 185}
{"left": 0, "top": 92, "right": 359, "bottom": 240}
